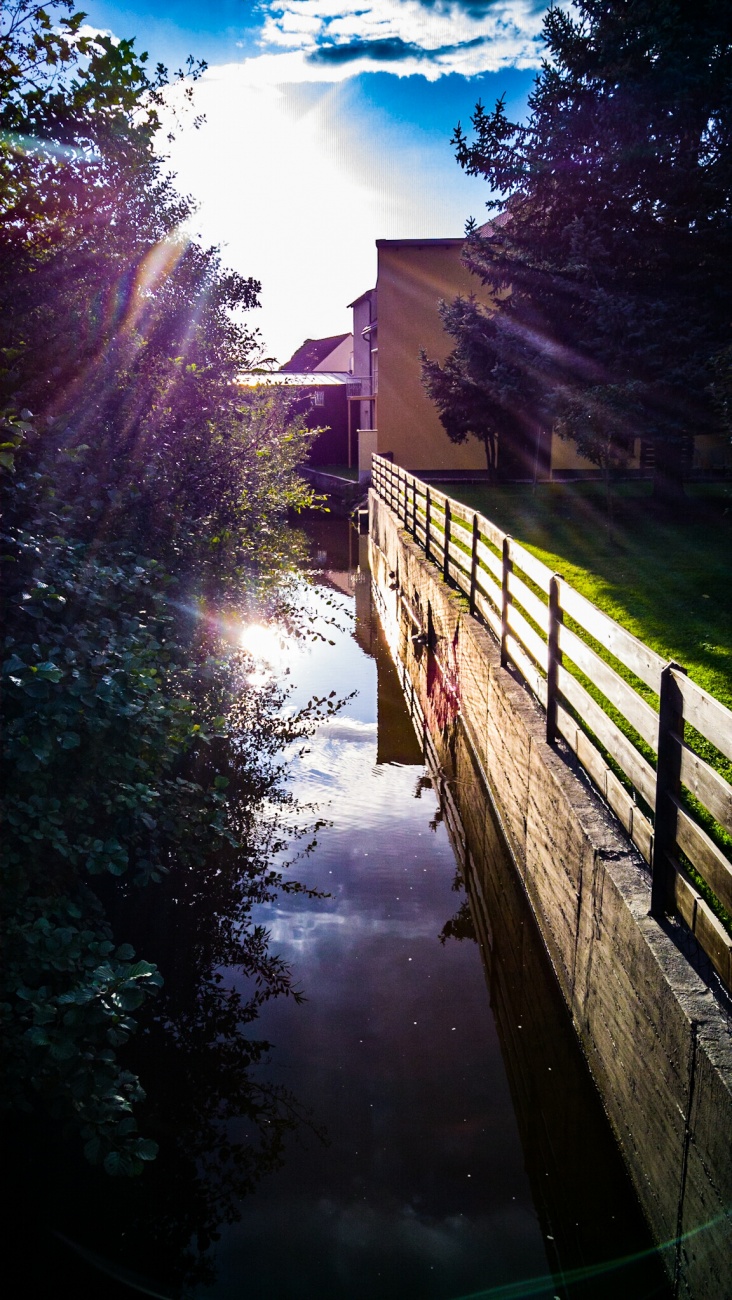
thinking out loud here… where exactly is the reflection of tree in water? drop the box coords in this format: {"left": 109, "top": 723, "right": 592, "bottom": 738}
{"left": 439, "top": 871, "right": 477, "bottom": 946}
{"left": 88, "top": 683, "right": 329, "bottom": 1294}
{"left": 4, "top": 636, "right": 332, "bottom": 1299}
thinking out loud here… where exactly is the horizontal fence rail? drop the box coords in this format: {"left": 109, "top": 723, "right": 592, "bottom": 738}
{"left": 372, "top": 454, "right": 732, "bottom": 990}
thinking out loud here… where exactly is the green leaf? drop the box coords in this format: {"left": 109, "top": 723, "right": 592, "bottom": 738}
{"left": 134, "top": 1138, "right": 158, "bottom": 1161}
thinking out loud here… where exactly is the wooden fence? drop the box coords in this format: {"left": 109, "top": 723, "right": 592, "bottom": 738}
{"left": 372, "top": 454, "right": 732, "bottom": 990}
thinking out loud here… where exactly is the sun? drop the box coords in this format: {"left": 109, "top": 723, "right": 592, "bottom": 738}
{"left": 239, "top": 621, "right": 283, "bottom": 665}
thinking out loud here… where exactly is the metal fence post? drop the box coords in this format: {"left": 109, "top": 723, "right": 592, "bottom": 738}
{"left": 652, "top": 662, "right": 686, "bottom": 916}
{"left": 443, "top": 499, "right": 451, "bottom": 583}
{"left": 546, "top": 574, "right": 562, "bottom": 742}
{"left": 469, "top": 514, "right": 479, "bottom": 616}
{"left": 500, "top": 536, "right": 511, "bottom": 667}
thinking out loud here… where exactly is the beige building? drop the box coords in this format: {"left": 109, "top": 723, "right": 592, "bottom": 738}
{"left": 350, "top": 238, "right": 730, "bottom": 479}
{"left": 374, "top": 238, "right": 495, "bottom": 472}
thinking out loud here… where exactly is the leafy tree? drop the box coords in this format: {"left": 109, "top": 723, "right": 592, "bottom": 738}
{"left": 423, "top": 1, "right": 732, "bottom": 501}
{"left": 421, "top": 284, "right": 544, "bottom": 481}
{"left": 1, "top": 1, "right": 323, "bottom": 1182}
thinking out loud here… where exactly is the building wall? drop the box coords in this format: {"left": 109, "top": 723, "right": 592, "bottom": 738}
{"left": 314, "top": 335, "right": 353, "bottom": 373}
{"left": 693, "top": 433, "right": 732, "bottom": 473}
{"left": 376, "top": 240, "right": 494, "bottom": 471}
{"left": 279, "top": 386, "right": 346, "bottom": 465}
{"left": 351, "top": 296, "right": 373, "bottom": 380}
{"left": 375, "top": 240, "right": 675, "bottom": 478}
{"left": 351, "top": 292, "right": 376, "bottom": 438}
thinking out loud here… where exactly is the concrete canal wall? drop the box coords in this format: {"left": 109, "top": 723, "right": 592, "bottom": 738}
{"left": 369, "top": 490, "right": 732, "bottom": 1299}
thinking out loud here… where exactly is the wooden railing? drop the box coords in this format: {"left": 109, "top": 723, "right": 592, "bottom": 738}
{"left": 372, "top": 455, "right": 732, "bottom": 990}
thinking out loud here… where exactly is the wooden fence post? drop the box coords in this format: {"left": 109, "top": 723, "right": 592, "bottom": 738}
{"left": 651, "top": 662, "right": 687, "bottom": 916}
{"left": 546, "top": 574, "right": 562, "bottom": 743}
{"left": 500, "top": 536, "right": 511, "bottom": 668}
{"left": 443, "top": 499, "right": 451, "bottom": 583}
{"left": 469, "top": 514, "right": 479, "bottom": 616}
{"left": 425, "top": 489, "right": 432, "bottom": 561}
{"left": 412, "top": 479, "right": 417, "bottom": 538}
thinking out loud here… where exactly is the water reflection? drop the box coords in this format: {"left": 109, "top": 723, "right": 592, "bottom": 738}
{"left": 3, "top": 514, "right": 671, "bottom": 1299}
{"left": 201, "top": 517, "right": 554, "bottom": 1299}
{"left": 198, "top": 516, "right": 668, "bottom": 1299}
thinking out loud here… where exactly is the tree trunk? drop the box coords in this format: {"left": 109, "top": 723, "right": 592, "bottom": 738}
{"left": 483, "top": 434, "right": 497, "bottom": 482}
{"left": 651, "top": 438, "right": 687, "bottom": 506}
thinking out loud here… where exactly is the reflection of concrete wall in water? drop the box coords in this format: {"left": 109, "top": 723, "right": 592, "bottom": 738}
{"left": 386, "top": 666, "right": 671, "bottom": 1296}
{"left": 425, "top": 634, "right": 461, "bottom": 736}
{"left": 368, "top": 489, "right": 732, "bottom": 1299}
{"left": 352, "top": 534, "right": 423, "bottom": 767}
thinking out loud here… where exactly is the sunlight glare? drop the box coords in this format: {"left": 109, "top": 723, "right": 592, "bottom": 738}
{"left": 240, "top": 621, "right": 285, "bottom": 667}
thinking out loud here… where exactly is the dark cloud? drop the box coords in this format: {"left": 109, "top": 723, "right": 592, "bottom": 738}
{"left": 416, "top": 0, "right": 544, "bottom": 11}
{"left": 308, "top": 36, "right": 429, "bottom": 65}
{"left": 308, "top": 34, "right": 489, "bottom": 66}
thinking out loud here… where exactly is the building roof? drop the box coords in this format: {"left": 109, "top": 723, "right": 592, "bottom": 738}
{"left": 347, "top": 288, "right": 376, "bottom": 309}
{"left": 236, "top": 371, "right": 351, "bottom": 388}
{"left": 375, "top": 238, "right": 464, "bottom": 248}
{"left": 280, "top": 334, "right": 351, "bottom": 372}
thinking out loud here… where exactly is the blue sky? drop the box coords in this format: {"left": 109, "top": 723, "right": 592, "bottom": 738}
{"left": 81, "top": 1, "right": 546, "bottom": 362}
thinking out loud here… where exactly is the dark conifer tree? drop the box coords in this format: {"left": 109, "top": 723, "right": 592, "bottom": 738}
{"left": 423, "top": 1, "right": 732, "bottom": 500}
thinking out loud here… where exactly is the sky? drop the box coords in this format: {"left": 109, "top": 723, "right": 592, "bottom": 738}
{"left": 81, "top": 1, "right": 547, "bottom": 363}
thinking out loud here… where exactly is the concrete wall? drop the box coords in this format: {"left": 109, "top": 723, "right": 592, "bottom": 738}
{"left": 369, "top": 489, "right": 732, "bottom": 1299}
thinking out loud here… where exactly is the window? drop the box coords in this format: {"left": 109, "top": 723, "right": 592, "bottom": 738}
{"left": 313, "top": 389, "right": 325, "bottom": 407}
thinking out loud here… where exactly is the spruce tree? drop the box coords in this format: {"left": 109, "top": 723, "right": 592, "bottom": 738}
{"left": 424, "top": 1, "right": 732, "bottom": 501}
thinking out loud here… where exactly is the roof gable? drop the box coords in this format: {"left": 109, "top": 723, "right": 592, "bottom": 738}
{"left": 280, "top": 334, "right": 351, "bottom": 372}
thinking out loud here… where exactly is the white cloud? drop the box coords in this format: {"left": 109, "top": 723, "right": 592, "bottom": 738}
{"left": 70, "top": 23, "right": 121, "bottom": 47}
{"left": 163, "top": 65, "right": 488, "bottom": 361}
{"left": 252, "top": 0, "right": 547, "bottom": 81}
{"left": 159, "top": 0, "right": 543, "bottom": 360}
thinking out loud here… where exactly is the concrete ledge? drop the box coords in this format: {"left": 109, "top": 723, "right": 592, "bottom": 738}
{"left": 369, "top": 490, "right": 732, "bottom": 1299}
{"left": 298, "top": 467, "right": 365, "bottom": 515}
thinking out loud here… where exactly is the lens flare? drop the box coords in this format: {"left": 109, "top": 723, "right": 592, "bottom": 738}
{"left": 240, "top": 621, "right": 285, "bottom": 665}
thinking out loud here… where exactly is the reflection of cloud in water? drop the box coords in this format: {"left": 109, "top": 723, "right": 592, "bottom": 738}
{"left": 213, "top": 1194, "right": 548, "bottom": 1299}
{"left": 265, "top": 909, "right": 351, "bottom": 950}
{"left": 314, "top": 717, "right": 377, "bottom": 744}
{"left": 264, "top": 901, "right": 432, "bottom": 951}
{"left": 289, "top": 722, "right": 428, "bottom": 833}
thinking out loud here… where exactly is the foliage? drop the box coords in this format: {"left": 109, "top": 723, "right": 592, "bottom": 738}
{"left": 0, "top": 0, "right": 323, "bottom": 1188}
{"left": 421, "top": 289, "right": 536, "bottom": 480}
{"left": 423, "top": 1, "right": 732, "bottom": 500}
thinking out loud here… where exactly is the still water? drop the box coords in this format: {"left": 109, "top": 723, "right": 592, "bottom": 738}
{"left": 201, "top": 516, "right": 669, "bottom": 1300}
{"left": 6, "top": 515, "right": 670, "bottom": 1299}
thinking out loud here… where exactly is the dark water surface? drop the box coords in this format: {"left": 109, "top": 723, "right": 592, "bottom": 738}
{"left": 5, "top": 515, "right": 670, "bottom": 1300}
{"left": 200, "top": 516, "right": 669, "bottom": 1300}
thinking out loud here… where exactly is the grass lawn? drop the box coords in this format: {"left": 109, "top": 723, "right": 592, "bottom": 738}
{"left": 447, "top": 481, "right": 732, "bottom": 710}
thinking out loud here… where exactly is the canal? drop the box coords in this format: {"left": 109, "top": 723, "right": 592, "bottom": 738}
{"left": 201, "top": 515, "right": 669, "bottom": 1300}
{"left": 5, "top": 514, "right": 671, "bottom": 1299}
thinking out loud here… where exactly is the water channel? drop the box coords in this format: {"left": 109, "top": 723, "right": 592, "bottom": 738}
{"left": 203, "top": 515, "right": 670, "bottom": 1300}
{"left": 6, "top": 514, "right": 671, "bottom": 1299}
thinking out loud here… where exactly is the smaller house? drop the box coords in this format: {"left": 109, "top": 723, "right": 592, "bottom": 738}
{"left": 280, "top": 333, "right": 353, "bottom": 375}
{"left": 238, "top": 333, "right": 354, "bottom": 467}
